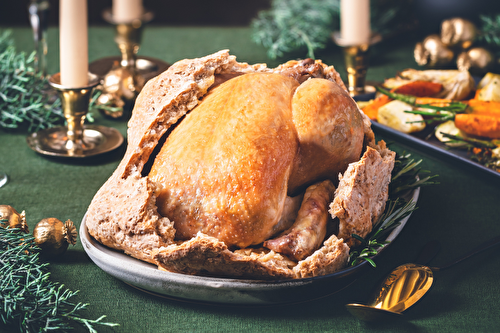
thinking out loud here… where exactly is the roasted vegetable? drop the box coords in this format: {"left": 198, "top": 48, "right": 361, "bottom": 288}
{"left": 455, "top": 113, "right": 500, "bottom": 139}
{"left": 391, "top": 69, "right": 476, "bottom": 100}
{"left": 467, "top": 99, "right": 500, "bottom": 117}
{"left": 377, "top": 100, "right": 426, "bottom": 133}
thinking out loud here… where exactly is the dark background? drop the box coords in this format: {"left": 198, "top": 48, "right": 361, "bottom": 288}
{"left": 1, "top": 0, "right": 272, "bottom": 27}
{"left": 1, "top": 0, "right": 500, "bottom": 32}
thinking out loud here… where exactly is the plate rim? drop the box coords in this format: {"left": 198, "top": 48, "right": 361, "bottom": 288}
{"left": 80, "top": 186, "right": 419, "bottom": 304}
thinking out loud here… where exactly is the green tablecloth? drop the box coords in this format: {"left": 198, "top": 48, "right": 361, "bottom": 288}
{"left": 1, "top": 26, "right": 500, "bottom": 333}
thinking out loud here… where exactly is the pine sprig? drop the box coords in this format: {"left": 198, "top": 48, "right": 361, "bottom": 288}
{"left": 0, "top": 225, "right": 119, "bottom": 333}
{"left": 479, "top": 14, "right": 500, "bottom": 48}
{"left": 0, "top": 30, "right": 64, "bottom": 132}
{"left": 251, "top": 0, "right": 339, "bottom": 59}
{"left": 0, "top": 30, "right": 117, "bottom": 132}
{"left": 251, "top": 0, "right": 417, "bottom": 60}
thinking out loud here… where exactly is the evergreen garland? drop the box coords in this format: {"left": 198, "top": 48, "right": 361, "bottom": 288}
{"left": 251, "top": 0, "right": 416, "bottom": 60}
{"left": 0, "top": 225, "right": 119, "bottom": 332}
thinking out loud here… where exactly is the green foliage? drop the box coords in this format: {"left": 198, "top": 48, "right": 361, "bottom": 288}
{"left": 349, "top": 152, "right": 438, "bottom": 267}
{"left": 0, "top": 225, "right": 119, "bottom": 332}
{"left": 0, "top": 30, "right": 64, "bottom": 132}
{"left": 479, "top": 14, "right": 500, "bottom": 48}
{"left": 0, "top": 30, "right": 116, "bottom": 132}
{"left": 251, "top": 0, "right": 339, "bottom": 59}
{"left": 251, "top": 0, "right": 416, "bottom": 60}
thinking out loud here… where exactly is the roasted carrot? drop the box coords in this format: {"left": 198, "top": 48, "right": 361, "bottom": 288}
{"left": 455, "top": 114, "right": 500, "bottom": 139}
{"left": 414, "top": 97, "right": 453, "bottom": 107}
{"left": 466, "top": 99, "right": 500, "bottom": 117}
{"left": 361, "top": 94, "right": 391, "bottom": 120}
{"left": 391, "top": 80, "right": 443, "bottom": 97}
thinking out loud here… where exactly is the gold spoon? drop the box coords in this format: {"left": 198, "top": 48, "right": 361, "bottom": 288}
{"left": 346, "top": 235, "right": 500, "bottom": 321}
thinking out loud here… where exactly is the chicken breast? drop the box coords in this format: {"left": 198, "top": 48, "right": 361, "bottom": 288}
{"left": 149, "top": 72, "right": 365, "bottom": 249}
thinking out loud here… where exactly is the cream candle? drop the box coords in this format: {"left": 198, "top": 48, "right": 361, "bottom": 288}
{"left": 340, "top": 0, "right": 370, "bottom": 45}
{"left": 59, "top": 0, "right": 88, "bottom": 87}
{"left": 112, "top": 0, "right": 144, "bottom": 23}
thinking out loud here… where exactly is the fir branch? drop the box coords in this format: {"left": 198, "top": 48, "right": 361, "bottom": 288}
{"left": 0, "top": 30, "right": 64, "bottom": 132}
{"left": 0, "top": 30, "right": 113, "bottom": 132}
{"left": 0, "top": 225, "right": 119, "bottom": 333}
{"left": 251, "top": 0, "right": 416, "bottom": 59}
{"left": 479, "top": 14, "right": 500, "bottom": 48}
{"left": 251, "top": 0, "right": 339, "bottom": 59}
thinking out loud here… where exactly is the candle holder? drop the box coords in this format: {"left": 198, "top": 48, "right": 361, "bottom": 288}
{"left": 26, "top": 73, "right": 124, "bottom": 158}
{"left": 89, "top": 9, "right": 169, "bottom": 119}
{"left": 332, "top": 32, "right": 382, "bottom": 97}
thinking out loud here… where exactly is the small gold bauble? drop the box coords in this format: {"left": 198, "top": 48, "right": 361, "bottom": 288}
{"left": 0, "top": 205, "right": 28, "bottom": 233}
{"left": 441, "top": 17, "right": 477, "bottom": 49}
{"left": 33, "top": 218, "right": 77, "bottom": 256}
{"left": 457, "top": 47, "right": 495, "bottom": 74}
{"left": 414, "top": 34, "right": 454, "bottom": 67}
{"left": 96, "top": 90, "right": 126, "bottom": 118}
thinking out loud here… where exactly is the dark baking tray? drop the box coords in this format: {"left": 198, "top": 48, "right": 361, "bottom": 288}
{"left": 353, "top": 93, "right": 500, "bottom": 180}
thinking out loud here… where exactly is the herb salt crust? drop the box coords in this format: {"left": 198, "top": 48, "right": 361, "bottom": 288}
{"left": 85, "top": 50, "right": 395, "bottom": 279}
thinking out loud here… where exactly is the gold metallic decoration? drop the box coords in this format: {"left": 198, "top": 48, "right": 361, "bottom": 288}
{"left": 414, "top": 34, "right": 455, "bottom": 67}
{"left": 346, "top": 263, "right": 433, "bottom": 321}
{"left": 457, "top": 47, "right": 495, "bottom": 75}
{"left": 0, "top": 205, "right": 28, "bottom": 233}
{"left": 26, "top": 72, "right": 124, "bottom": 158}
{"left": 88, "top": 9, "right": 168, "bottom": 119}
{"left": 332, "top": 32, "right": 382, "bottom": 96}
{"left": 33, "top": 218, "right": 77, "bottom": 256}
{"left": 441, "top": 17, "right": 477, "bottom": 49}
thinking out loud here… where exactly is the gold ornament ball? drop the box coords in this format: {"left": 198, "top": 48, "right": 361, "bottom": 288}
{"left": 0, "top": 205, "right": 28, "bottom": 232}
{"left": 457, "top": 47, "right": 495, "bottom": 74}
{"left": 441, "top": 17, "right": 477, "bottom": 49}
{"left": 414, "top": 34, "right": 454, "bottom": 67}
{"left": 33, "top": 218, "right": 77, "bottom": 256}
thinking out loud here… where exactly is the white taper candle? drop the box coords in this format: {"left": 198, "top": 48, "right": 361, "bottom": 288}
{"left": 112, "top": 0, "right": 144, "bottom": 23}
{"left": 340, "top": 0, "right": 371, "bottom": 45}
{"left": 59, "top": 0, "right": 88, "bottom": 87}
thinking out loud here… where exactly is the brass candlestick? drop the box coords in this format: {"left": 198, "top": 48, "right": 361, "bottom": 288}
{"left": 26, "top": 73, "right": 124, "bottom": 158}
{"left": 89, "top": 9, "right": 169, "bottom": 119}
{"left": 332, "top": 32, "right": 381, "bottom": 96}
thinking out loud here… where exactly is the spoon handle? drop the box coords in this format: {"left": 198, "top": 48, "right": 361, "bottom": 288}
{"left": 430, "top": 234, "right": 500, "bottom": 271}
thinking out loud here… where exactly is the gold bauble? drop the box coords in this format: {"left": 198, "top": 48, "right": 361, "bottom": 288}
{"left": 33, "top": 218, "right": 77, "bottom": 256}
{"left": 96, "top": 90, "right": 126, "bottom": 119}
{"left": 441, "top": 18, "right": 477, "bottom": 49}
{"left": 0, "top": 205, "right": 28, "bottom": 232}
{"left": 414, "top": 34, "right": 454, "bottom": 67}
{"left": 457, "top": 47, "right": 495, "bottom": 74}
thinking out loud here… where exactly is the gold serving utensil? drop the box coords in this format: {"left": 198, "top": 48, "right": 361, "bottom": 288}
{"left": 346, "top": 235, "right": 500, "bottom": 322}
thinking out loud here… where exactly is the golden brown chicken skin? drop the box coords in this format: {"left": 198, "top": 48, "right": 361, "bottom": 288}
{"left": 148, "top": 72, "right": 364, "bottom": 250}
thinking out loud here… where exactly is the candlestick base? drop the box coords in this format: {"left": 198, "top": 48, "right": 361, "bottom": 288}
{"left": 332, "top": 32, "right": 381, "bottom": 97}
{"left": 26, "top": 73, "right": 124, "bottom": 158}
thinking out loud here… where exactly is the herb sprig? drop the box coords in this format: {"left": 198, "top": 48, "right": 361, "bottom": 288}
{"left": 0, "top": 225, "right": 119, "bottom": 333}
{"left": 349, "top": 152, "right": 438, "bottom": 267}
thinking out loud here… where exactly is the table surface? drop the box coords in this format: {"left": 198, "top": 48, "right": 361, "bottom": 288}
{"left": 1, "top": 26, "right": 500, "bottom": 333}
